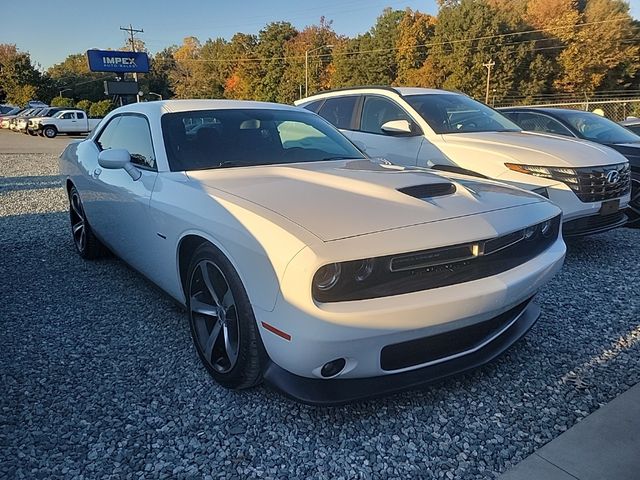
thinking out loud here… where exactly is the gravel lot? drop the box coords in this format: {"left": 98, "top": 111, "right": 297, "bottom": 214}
{"left": 1, "top": 130, "right": 639, "bottom": 479}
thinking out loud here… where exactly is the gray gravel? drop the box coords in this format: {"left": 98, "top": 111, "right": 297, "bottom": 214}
{"left": 1, "top": 142, "right": 639, "bottom": 479}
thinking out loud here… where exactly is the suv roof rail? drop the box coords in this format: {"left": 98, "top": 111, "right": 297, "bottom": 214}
{"left": 306, "top": 85, "right": 403, "bottom": 97}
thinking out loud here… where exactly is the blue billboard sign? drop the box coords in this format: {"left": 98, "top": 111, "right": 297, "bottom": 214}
{"left": 87, "top": 49, "right": 149, "bottom": 73}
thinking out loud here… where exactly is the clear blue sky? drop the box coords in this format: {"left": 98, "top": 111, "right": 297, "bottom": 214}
{"left": 2, "top": 0, "right": 638, "bottom": 70}
{"left": 1, "top": 0, "right": 439, "bottom": 69}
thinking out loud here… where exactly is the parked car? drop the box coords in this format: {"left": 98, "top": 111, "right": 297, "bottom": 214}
{"left": 27, "top": 100, "right": 48, "bottom": 109}
{"left": 35, "top": 109, "right": 101, "bottom": 138}
{"left": 15, "top": 107, "right": 63, "bottom": 134}
{"left": 620, "top": 117, "right": 640, "bottom": 136}
{"left": 500, "top": 107, "right": 640, "bottom": 227}
{"left": 9, "top": 108, "right": 41, "bottom": 131}
{"left": 0, "top": 105, "right": 20, "bottom": 116}
{"left": 23, "top": 107, "right": 66, "bottom": 135}
{"left": 59, "top": 100, "right": 565, "bottom": 404}
{"left": 0, "top": 107, "right": 24, "bottom": 128}
{"left": 296, "top": 87, "right": 631, "bottom": 237}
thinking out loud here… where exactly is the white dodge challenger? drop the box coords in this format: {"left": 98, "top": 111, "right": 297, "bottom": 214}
{"left": 59, "top": 100, "right": 566, "bottom": 404}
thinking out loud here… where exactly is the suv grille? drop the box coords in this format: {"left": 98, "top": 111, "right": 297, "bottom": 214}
{"left": 553, "top": 163, "right": 630, "bottom": 203}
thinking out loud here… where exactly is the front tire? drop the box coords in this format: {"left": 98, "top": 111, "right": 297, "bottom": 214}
{"left": 186, "top": 243, "right": 265, "bottom": 390}
{"left": 68, "top": 186, "right": 105, "bottom": 259}
{"left": 43, "top": 126, "right": 57, "bottom": 138}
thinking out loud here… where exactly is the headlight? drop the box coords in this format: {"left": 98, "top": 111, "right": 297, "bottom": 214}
{"left": 313, "top": 263, "right": 342, "bottom": 291}
{"left": 312, "top": 216, "right": 561, "bottom": 303}
{"left": 540, "top": 220, "right": 553, "bottom": 237}
{"left": 505, "top": 163, "right": 577, "bottom": 180}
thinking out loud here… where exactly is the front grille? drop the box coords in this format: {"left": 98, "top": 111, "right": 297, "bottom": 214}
{"left": 380, "top": 298, "right": 533, "bottom": 371}
{"left": 551, "top": 163, "right": 630, "bottom": 203}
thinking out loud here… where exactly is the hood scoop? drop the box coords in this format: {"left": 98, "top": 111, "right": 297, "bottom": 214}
{"left": 398, "top": 183, "right": 456, "bottom": 199}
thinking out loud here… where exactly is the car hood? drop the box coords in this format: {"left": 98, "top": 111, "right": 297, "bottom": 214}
{"left": 438, "top": 131, "right": 627, "bottom": 167}
{"left": 189, "top": 159, "right": 545, "bottom": 242}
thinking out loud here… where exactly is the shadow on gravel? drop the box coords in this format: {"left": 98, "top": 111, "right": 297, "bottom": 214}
{"left": 0, "top": 174, "right": 62, "bottom": 192}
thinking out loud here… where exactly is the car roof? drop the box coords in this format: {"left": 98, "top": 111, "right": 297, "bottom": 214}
{"left": 112, "top": 99, "right": 304, "bottom": 116}
{"left": 499, "top": 107, "right": 595, "bottom": 115}
{"left": 295, "top": 86, "right": 461, "bottom": 105}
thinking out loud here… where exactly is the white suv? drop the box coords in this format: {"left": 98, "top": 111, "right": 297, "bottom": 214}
{"left": 296, "top": 87, "right": 631, "bottom": 237}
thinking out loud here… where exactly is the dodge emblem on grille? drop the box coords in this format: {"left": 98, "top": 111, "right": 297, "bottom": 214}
{"left": 605, "top": 170, "right": 621, "bottom": 184}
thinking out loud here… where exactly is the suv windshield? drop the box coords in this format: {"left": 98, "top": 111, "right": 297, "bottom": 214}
{"left": 553, "top": 110, "right": 640, "bottom": 144}
{"left": 161, "top": 108, "right": 365, "bottom": 171}
{"left": 405, "top": 94, "right": 521, "bottom": 134}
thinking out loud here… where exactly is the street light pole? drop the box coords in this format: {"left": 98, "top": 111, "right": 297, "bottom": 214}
{"left": 59, "top": 88, "right": 71, "bottom": 98}
{"left": 305, "top": 44, "right": 334, "bottom": 98}
{"left": 483, "top": 59, "right": 495, "bottom": 104}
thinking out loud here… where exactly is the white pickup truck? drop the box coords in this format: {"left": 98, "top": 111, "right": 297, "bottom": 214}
{"left": 35, "top": 109, "right": 102, "bottom": 138}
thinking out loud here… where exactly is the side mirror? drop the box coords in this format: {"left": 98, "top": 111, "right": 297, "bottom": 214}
{"left": 380, "top": 119, "right": 414, "bottom": 136}
{"left": 98, "top": 149, "right": 141, "bottom": 181}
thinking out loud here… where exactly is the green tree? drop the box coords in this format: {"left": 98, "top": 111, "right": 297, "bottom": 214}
{"left": 252, "top": 22, "right": 298, "bottom": 101}
{"left": 76, "top": 99, "right": 92, "bottom": 112}
{"left": 50, "top": 96, "right": 75, "bottom": 107}
{"left": 89, "top": 100, "right": 114, "bottom": 118}
{"left": 280, "top": 18, "right": 339, "bottom": 102}
{"left": 0, "top": 44, "right": 51, "bottom": 105}
{"left": 47, "top": 53, "right": 109, "bottom": 103}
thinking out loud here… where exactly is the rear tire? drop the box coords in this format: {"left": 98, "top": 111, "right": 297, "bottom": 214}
{"left": 68, "top": 186, "right": 105, "bottom": 259}
{"left": 186, "top": 243, "right": 266, "bottom": 390}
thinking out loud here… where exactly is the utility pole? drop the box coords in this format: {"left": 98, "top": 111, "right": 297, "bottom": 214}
{"left": 120, "top": 24, "right": 144, "bottom": 102}
{"left": 483, "top": 59, "right": 495, "bottom": 105}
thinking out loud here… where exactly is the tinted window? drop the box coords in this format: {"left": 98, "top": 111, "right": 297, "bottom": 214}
{"left": 161, "top": 108, "right": 365, "bottom": 172}
{"left": 405, "top": 94, "right": 521, "bottom": 134}
{"left": 360, "top": 96, "right": 412, "bottom": 134}
{"left": 625, "top": 124, "right": 640, "bottom": 136}
{"left": 317, "top": 96, "right": 358, "bottom": 130}
{"left": 76, "top": 112, "right": 85, "bottom": 119}
{"left": 513, "top": 112, "right": 573, "bottom": 136}
{"left": 553, "top": 110, "right": 640, "bottom": 144}
{"left": 96, "top": 115, "right": 156, "bottom": 169}
{"left": 302, "top": 99, "right": 324, "bottom": 113}
{"left": 61, "top": 112, "right": 75, "bottom": 120}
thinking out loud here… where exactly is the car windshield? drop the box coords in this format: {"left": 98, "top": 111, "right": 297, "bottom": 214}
{"left": 404, "top": 94, "right": 521, "bottom": 134}
{"left": 161, "top": 108, "right": 366, "bottom": 171}
{"left": 553, "top": 110, "right": 640, "bottom": 144}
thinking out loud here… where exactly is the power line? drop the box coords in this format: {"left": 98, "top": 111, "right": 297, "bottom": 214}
{"left": 166, "top": 17, "right": 631, "bottom": 65}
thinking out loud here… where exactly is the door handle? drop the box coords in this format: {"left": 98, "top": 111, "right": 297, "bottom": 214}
{"left": 93, "top": 168, "right": 102, "bottom": 178}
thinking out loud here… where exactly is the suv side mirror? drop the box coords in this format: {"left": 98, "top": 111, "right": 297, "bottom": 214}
{"left": 98, "top": 149, "right": 141, "bottom": 180}
{"left": 380, "top": 119, "right": 415, "bottom": 136}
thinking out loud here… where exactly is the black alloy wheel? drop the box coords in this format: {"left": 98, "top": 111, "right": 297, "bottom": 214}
{"left": 186, "top": 243, "right": 265, "bottom": 389}
{"left": 68, "top": 186, "right": 105, "bottom": 259}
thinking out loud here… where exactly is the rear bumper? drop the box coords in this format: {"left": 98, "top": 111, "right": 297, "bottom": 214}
{"left": 264, "top": 300, "right": 541, "bottom": 405}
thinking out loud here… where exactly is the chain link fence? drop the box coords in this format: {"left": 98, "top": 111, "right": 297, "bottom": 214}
{"left": 495, "top": 97, "right": 640, "bottom": 122}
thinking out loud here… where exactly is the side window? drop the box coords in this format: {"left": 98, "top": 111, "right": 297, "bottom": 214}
{"left": 517, "top": 112, "right": 573, "bottom": 137}
{"left": 302, "top": 99, "right": 324, "bottom": 113}
{"left": 61, "top": 112, "right": 75, "bottom": 120}
{"left": 95, "top": 115, "right": 156, "bottom": 170}
{"left": 317, "top": 96, "right": 358, "bottom": 130}
{"left": 76, "top": 112, "right": 85, "bottom": 119}
{"left": 360, "top": 96, "right": 411, "bottom": 134}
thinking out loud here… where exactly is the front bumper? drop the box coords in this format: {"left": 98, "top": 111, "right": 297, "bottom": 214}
{"left": 264, "top": 300, "right": 540, "bottom": 405}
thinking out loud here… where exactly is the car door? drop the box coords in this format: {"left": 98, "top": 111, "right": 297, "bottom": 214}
{"left": 348, "top": 95, "right": 424, "bottom": 166}
{"left": 59, "top": 112, "right": 79, "bottom": 132}
{"left": 75, "top": 111, "right": 88, "bottom": 132}
{"left": 82, "top": 114, "right": 159, "bottom": 273}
